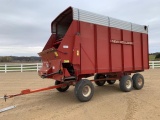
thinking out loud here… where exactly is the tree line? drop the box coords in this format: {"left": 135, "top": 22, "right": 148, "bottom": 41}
{"left": 155, "top": 54, "right": 160, "bottom": 59}
{"left": 150, "top": 52, "right": 160, "bottom": 60}
{"left": 0, "top": 53, "right": 159, "bottom": 62}
{"left": 0, "top": 56, "right": 41, "bottom": 62}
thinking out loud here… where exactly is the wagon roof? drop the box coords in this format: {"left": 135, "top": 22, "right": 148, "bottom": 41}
{"left": 51, "top": 6, "right": 148, "bottom": 34}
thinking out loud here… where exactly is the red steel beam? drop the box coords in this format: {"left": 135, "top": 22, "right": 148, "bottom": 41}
{"left": 4, "top": 83, "right": 69, "bottom": 100}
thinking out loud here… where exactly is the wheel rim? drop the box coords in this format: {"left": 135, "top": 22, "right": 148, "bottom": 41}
{"left": 137, "top": 78, "right": 143, "bottom": 86}
{"left": 82, "top": 85, "right": 91, "bottom": 97}
{"left": 126, "top": 80, "right": 132, "bottom": 89}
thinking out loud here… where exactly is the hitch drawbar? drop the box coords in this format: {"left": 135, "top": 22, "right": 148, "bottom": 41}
{"left": 0, "top": 83, "right": 70, "bottom": 102}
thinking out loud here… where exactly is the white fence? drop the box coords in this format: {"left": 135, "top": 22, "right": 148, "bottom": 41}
{"left": 0, "top": 61, "right": 159, "bottom": 73}
{"left": 149, "top": 61, "right": 160, "bottom": 69}
{"left": 0, "top": 63, "right": 42, "bottom": 73}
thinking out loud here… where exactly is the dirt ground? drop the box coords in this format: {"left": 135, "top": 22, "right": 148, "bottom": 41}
{"left": 0, "top": 69, "right": 160, "bottom": 120}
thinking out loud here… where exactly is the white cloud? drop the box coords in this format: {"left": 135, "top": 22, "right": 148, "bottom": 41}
{"left": 0, "top": 46, "right": 43, "bottom": 56}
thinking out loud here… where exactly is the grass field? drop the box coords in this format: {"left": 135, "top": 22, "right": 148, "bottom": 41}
{"left": 149, "top": 54, "right": 156, "bottom": 61}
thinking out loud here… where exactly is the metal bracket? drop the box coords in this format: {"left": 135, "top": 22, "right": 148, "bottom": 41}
{"left": 41, "top": 70, "right": 63, "bottom": 78}
{"left": 0, "top": 95, "right": 8, "bottom": 102}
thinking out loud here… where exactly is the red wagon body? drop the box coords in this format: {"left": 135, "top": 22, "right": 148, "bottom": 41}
{"left": 38, "top": 7, "right": 149, "bottom": 102}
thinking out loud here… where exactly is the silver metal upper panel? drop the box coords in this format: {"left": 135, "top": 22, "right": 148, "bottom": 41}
{"left": 72, "top": 7, "right": 148, "bottom": 34}
{"left": 132, "top": 23, "right": 148, "bottom": 34}
{"left": 73, "top": 8, "right": 109, "bottom": 27}
{"left": 109, "top": 17, "right": 131, "bottom": 31}
{"left": 73, "top": 8, "right": 79, "bottom": 20}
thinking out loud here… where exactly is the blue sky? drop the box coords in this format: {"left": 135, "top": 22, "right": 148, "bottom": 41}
{"left": 0, "top": 0, "right": 159, "bottom": 56}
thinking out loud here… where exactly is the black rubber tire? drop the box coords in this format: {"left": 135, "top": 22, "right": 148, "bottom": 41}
{"left": 55, "top": 81, "right": 69, "bottom": 92}
{"left": 107, "top": 80, "right": 116, "bottom": 85}
{"left": 94, "top": 74, "right": 106, "bottom": 86}
{"left": 74, "top": 79, "right": 94, "bottom": 102}
{"left": 132, "top": 73, "right": 144, "bottom": 90}
{"left": 119, "top": 75, "right": 133, "bottom": 92}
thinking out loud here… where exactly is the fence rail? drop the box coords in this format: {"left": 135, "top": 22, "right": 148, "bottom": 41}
{"left": 0, "top": 63, "right": 42, "bottom": 73}
{"left": 149, "top": 61, "right": 160, "bottom": 69}
{"left": 0, "top": 61, "right": 159, "bottom": 73}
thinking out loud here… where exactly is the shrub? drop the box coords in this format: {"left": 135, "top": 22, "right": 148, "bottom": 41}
{"left": 155, "top": 53, "right": 160, "bottom": 59}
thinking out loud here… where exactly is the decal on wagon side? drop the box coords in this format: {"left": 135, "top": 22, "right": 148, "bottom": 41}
{"left": 63, "top": 45, "right": 69, "bottom": 48}
{"left": 64, "top": 60, "right": 70, "bottom": 63}
{"left": 54, "top": 52, "right": 58, "bottom": 56}
{"left": 110, "top": 40, "right": 133, "bottom": 45}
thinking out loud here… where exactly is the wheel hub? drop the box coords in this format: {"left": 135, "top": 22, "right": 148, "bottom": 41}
{"left": 82, "top": 85, "right": 91, "bottom": 97}
{"left": 138, "top": 78, "right": 143, "bottom": 86}
{"left": 126, "top": 80, "right": 131, "bottom": 89}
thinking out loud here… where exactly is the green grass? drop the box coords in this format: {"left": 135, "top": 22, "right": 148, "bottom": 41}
{"left": 149, "top": 54, "right": 156, "bottom": 61}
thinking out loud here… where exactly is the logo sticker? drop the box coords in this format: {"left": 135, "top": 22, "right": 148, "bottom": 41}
{"left": 63, "top": 45, "right": 69, "bottom": 48}
{"left": 110, "top": 40, "right": 133, "bottom": 45}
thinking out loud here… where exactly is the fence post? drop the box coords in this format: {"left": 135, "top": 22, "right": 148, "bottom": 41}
{"left": 152, "top": 61, "right": 154, "bottom": 69}
{"left": 5, "top": 64, "right": 7, "bottom": 73}
{"left": 37, "top": 63, "right": 39, "bottom": 72}
{"left": 21, "top": 64, "right": 23, "bottom": 72}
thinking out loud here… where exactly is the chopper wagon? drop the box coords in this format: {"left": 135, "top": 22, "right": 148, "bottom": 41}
{"left": 3, "top": 7, "right": 149, "bottom": 102}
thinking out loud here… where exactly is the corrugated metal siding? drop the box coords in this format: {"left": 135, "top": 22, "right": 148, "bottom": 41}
{"left": 109, "top": 17, "right": 131, "bottom": 31}
{"left": 132, "top": 23, "right": 148, "bottom": 34}
{"left": 73, "top": 8, "right": 79, "bottom": 20}
{"left": 73, "top": 8, "right": 109, "bottom": 26}
{"left": 79, "top": 10, "right": 109, "bottom": 26}
{"left": 72, "top": 7, "right": 148, "bottom": 34}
